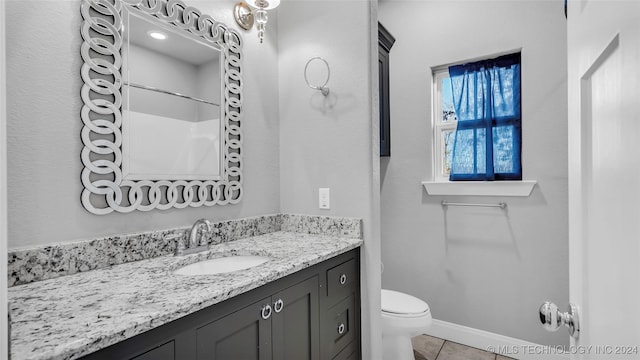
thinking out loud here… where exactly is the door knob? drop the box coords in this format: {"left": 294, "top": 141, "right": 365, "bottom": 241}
{"left": 539, "top": 301, "right": 580, "bottom": 339}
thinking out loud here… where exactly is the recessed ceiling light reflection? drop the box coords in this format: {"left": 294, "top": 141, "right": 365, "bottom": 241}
{"left": 148, "top": 31, "right": 167, "bottom": 40}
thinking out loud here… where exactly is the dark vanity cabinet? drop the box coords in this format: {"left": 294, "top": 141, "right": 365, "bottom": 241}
{"left": 378, "top": 22, "right": 396, "bottom": 157}
{"left": 197, "top": 275, "right": 319, "bottom": 360}
{"left": 82, "top": 249, "right": 360, "bottom": 360}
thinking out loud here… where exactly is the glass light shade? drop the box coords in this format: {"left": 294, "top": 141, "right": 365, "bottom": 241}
{"left": 255, "top": 9, "right": 268, "bottom": 25}
{"left": 246, "top": 0, "right": 280, "bottom": 10}
{"left": 255, "top": 9, "right": 268, "bottom": 43}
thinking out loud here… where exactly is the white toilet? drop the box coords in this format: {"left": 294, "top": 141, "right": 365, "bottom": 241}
{"left": 381, "top": 289, "right": 432, "bottom": 360}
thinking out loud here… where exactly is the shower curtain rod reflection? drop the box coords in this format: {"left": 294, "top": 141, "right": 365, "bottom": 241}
{"left": 441, "top": 201, "right": 507, "bottom": 209}
{"left": 124, "top": 82, "right": 220, "bottom": 106}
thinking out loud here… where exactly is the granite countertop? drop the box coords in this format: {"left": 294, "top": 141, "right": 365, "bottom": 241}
{"left": 9, "top": 231, "right": 363, "bottom": 360}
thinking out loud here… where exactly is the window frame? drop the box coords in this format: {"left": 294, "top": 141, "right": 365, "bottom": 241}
{"left": 425, "top": 51, "right": 535, "bottom": 197}
{"left": 432, "top": 68, "right": 457, "bottom": 182}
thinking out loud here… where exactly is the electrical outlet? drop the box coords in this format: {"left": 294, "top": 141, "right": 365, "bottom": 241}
{"left": 319, "top": 188, "right": 330, "bottom": 209}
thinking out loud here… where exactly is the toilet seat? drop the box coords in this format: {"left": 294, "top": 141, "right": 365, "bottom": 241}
{"left": 382, "top": 289, "right": 430, "bottom": 316}
{"left": 382, "top": 309, "right": 430, "bottom": 318}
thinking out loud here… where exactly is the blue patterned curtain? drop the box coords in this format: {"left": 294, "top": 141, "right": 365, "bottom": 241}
{"left": 448, "top": 53, "right": 521, "bottom": 181}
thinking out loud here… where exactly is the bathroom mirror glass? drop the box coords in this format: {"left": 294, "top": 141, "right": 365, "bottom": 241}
{"left": 122, "top": 9, "right": 222, "bottom": 180}
{"left": 80, "top": 0, "right": 243, "bottom": 214}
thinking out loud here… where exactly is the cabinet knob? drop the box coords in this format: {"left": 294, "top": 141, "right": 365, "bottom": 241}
{"left": 339, "top": 273, "right": 347, "bottom": 285}
{"left": 261, "top": 304, "right": 272, "bottom": 320}
{"left": 274, "top": 299, "right": 284, "bottom": 313}
{"left": 337, "top": 323, "right": 346, "bottom": 335}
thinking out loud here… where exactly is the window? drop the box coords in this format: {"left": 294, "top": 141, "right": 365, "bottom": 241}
{"left": 432, "top": 52, "right": 521, "bottom": 182}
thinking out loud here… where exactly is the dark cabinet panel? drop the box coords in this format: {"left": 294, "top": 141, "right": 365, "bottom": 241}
{"left": 196, "top": 298, "right": 272, "bottom": 360}
{"left": 379, "top": 48, "right": 391, "bottom": 157}
{"left": 324, "top": 294, "right": 356, "bottom": 359}
{"left": 332, "top": 342, "right": 358, "bottom": 360}
{"left": 321, "top": 293, "right": 357, "bottom": 360}
{"left": 272, "top": 276, "right": 320, "bottom": 360}
{"left": 378, "top": 22, "right": 395, "bottom": 157}
{"left": 130, "top": 341, "right": 175, "bottom": 360}
{"left": 81, "top": 322, "right": 196, "bottom": 360}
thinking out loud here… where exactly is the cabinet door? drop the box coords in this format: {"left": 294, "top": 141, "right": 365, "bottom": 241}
{"left": 130, "top": 341, "right": 175, "bottom": 360}
{"left": 378, "top": 22, "right": 395, "bottom": 157}
{"left": 379, "top": 46, "right": 391, "bottom": 157}
{"left": 196, "top": 297, "right": 272, "bottom": 360}
{"left": 271, "top": 275, "right": 320, "bottom": 360}
{"left": 80, "top": 329, "right": 191, "bottom": 360}
{"left": 332, "top": 342, "right": 358, "bottom": 360}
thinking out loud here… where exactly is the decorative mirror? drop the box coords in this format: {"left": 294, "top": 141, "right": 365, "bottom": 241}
{"left": 80, "top": 0, "right": 243, "bottom": 214}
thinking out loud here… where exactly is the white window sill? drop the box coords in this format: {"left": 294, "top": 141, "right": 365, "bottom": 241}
{"left": 421, "top": 180, "right": 537, "bottom": 197}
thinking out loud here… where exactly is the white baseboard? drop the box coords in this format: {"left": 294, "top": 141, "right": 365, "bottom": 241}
{"left": 425, "top": 319, "right": 569, "bottom": 360}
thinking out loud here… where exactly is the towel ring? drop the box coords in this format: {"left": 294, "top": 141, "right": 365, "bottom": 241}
{"left": 304, "top": 57, "right": 330, "bottom": 96}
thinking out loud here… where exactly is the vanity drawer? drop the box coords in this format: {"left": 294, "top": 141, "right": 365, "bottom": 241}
{"left": 326, "top": 258, "right": 357, "bottom": 302}
{"left": 323, "top": 294, "right": 356, "bottom": 359}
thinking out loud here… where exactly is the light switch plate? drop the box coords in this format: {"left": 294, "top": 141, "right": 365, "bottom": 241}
{"left": 319, "top": 188, "right": 330, "bottom": 209}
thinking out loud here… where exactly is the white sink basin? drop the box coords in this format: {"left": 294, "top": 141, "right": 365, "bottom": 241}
{"left": 175, "top": 255, "right": 272, "bottom": 276}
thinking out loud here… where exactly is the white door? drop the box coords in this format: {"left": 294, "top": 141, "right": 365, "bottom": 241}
{"left": 568, "top": 0, "right": 640, "bottom": 358}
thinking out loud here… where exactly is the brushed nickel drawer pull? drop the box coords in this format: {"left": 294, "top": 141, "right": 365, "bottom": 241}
{"left": 339, "top": 273, "right": 347, "bottom": 285}
{"left": 261, "top": 304, "right": 272, "bottom": 320}
{"left": 274, "top": 299, "right": 284, "bottom": 313}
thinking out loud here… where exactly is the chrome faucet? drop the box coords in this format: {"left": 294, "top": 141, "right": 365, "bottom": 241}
{"left": 175, "top": 218, "right": 212, "bottom": 256}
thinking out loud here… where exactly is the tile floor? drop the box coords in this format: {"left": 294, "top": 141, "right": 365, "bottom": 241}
{"left": 412, "top": 334, "right": 516, "bottom": 360}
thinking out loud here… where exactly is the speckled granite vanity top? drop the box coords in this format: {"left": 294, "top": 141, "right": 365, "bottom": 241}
{"left": 9, "top": 231, "right": 363, "bottom": 360}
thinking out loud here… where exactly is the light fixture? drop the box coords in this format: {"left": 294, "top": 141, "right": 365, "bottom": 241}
{"left": 233, "top": 0, "right": 280, "bottom": 44}
{"left": 147, "top": 31, "right": 167, "bottom": 40}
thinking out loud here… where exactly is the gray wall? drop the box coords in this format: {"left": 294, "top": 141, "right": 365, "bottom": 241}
{"left": 276, "top": 1, "right": 381, "bottom": 358}
{"left": 127, "top": 43, "right": 198, "bottom": 120}
{"left": 6, "top": 0, "right": 380, "bottom": 355}
{"left": 6, "top": 0, "right": 280, "bottom": 248}
{"left": 378, "top": 0, "right": 569, "bottom": 346}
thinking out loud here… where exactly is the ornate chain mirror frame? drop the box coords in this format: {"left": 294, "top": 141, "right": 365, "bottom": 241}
{"left": 80, "top": 0, "right": 243, "bottom": 214}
